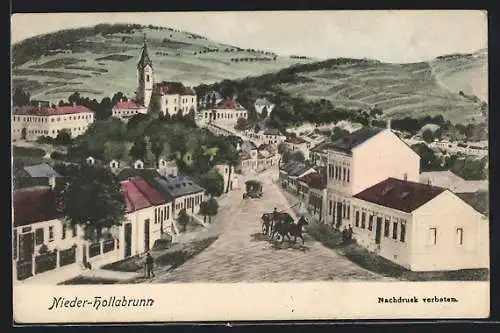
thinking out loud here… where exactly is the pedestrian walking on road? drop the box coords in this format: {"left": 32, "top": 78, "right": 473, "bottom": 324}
{"left": 348, "top": 224, "right": 354, "bottom": 242}
{"left": 145, "top": 252, "right": 155, "bottom": 278}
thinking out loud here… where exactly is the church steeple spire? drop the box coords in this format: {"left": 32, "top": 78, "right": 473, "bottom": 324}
{"left": 138, "top": 33, "right": 153, "bottom": 69}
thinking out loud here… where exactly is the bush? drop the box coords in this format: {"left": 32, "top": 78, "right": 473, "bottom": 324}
{"left": 13, "top": 146, "right": 46, "bottom": 158}
{"left": 50, "top": 151, "right": 67, "bottom": 160}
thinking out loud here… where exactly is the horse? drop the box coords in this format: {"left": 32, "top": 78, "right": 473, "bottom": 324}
{"left": 271, "top": 215, "right": 309, "bottom": 245}
{"left": 260, "top": 213, "right": 273, "bottom": 235}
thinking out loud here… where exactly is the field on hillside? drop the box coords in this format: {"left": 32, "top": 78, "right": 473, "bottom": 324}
{"left": 12, "top": 26, "right": 313, "bottom": 103}
{"left": 278, "top": 50, "right": 487, "bottom": 124}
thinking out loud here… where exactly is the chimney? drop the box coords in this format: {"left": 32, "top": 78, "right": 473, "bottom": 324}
{"left": 387, "top": 119, "right": 391, "bottom": 130}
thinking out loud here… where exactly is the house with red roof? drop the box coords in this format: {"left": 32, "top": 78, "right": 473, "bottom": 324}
{"left": 12, "top": 186, "right": 119, "bottom": 282}
{"left": 111, "top": 99, "right": 148, "bottom": 122}
{"left": 12, "top": 102, "right": 94, "bottom": 141}
{"left": 119, "top": 177, "right": 173, "bottom": 258}
{"left": 201, "top": 96, "right": 248, "bottom": 126}
{"left": 350, "top": 177, "right": 488, "bottom": 271}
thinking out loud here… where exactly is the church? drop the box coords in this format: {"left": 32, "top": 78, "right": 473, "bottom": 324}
{"left": 112, "top": 37, "right": 197, "bottom": 119}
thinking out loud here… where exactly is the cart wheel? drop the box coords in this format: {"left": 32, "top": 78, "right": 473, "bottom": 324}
{"left": 275, "top": 233, "right": 283, "bottom": 242}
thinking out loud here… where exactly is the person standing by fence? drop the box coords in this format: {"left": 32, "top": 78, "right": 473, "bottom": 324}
{"left": 144, "top": 252, "right": 155, "bottom": 278}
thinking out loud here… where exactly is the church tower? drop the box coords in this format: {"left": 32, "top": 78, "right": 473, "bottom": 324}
{"left": 136, "top": 35, "right": 154, "bottom": 108}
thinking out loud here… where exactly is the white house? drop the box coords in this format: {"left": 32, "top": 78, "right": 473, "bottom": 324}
{"left": 157, "top": 158, "right": 178, "bottom": 178}
{"left": 119, "top": 177, "right": 173, "bottom": 258}
{"left": 325, "top": 126, "right": 420, "bottom": 229}
{"left": 351, "top": 177, "right": 489, "bottom": 271}
{"left": 12, "top": 186, "right": 120, "bottom": 282}
{"left": 261, "top": 128, "right": 287, "bottom": 146}
{"left": 254, "top": 98, "right": 275, "bottom": 116}
{"left": 111, "top": 100, "right": 148, "bottom": 122}
{"left": 202, "top": 98, "right": 248, "bottom": 125}
{"left": 12, "top": 103, "right": 94, "bottom": 141}
{"left": 284, "top": 136, "right": 312, "bottom": 161}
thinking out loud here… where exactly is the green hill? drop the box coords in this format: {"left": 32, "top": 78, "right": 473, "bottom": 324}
{"left": 275, "top": 49, "right": 487, "bottom": 124}
{"left": 12, "top": 23, "right": 313, "bottom": 103}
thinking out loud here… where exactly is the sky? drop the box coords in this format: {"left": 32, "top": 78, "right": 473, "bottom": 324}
{"left": 11, "top": 11, "right": 487, "bottom": 63}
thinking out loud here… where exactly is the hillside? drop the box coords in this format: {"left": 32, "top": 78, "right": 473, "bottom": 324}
{"left": 12, "top": 24, "right": 313, "bottom": 103}
{"left": 276, "top": 49, "right": 487, "bottom": 124}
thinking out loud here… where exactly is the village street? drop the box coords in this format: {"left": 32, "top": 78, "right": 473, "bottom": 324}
{"left": 151, "top": 168, "right": 390, "bottom": 283}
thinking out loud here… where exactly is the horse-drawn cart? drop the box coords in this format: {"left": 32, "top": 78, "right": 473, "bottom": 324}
{"left": 243, "top": 180, "right": 263, "bottom": 199}
{"left": 260, "top": 211, "right": 309, "bottom": 244}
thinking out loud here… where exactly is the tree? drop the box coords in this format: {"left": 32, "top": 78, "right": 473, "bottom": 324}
{"left": 331, "top": 127, "right": 350, "bottom": 141}
{"left": 411, "top": 143, "right": 441, "bottom": 171}
{"left": 96, "top": 97, "right": 113, "bottom": 120}
{"left": 68, "top": 92, "right": 81, "bottom": 105}
{"left": 177, "top": 208, "right": 189, "bottom": 232}
{"left": 54, "top": 164, "right": 126, "bottom": 241}
{"left": 291, "top": 150, "right": 306, "bottom": 163}
{"left": 234, "top": 117, "right": 249, "bottom": 131}
{"left": 129, "top": 137, "right": 147, "bottom": 161}
{"left": 224, "top": 145, "right": 240, "bottom": 193}
{"left": 206, "top": 197, "right": 219, "bottom": 223}
{"left": 261, "top": 106, "right": 268, "bottom": 119}
{"left": 254, "top": 124, "right": 261, "bottom": 133}
{"left": 111, "top": 92, "right": 127, "bottom": 106}
{"left": 103, "top": 141, "right": 129, "bottom": 161}
{"left": 277, "top": 142, "right": 289, "bottom": 155}
{"left": 13, "top": 86, "right": 30, "bottom": 106}
{"left": 198, "top": 170, "right": 224, "bottom": 197}
{"left": 199, "top": 201, "right": 209, "bottom": 223}
{"left": 55, "top": 129, "right": 72, "bottom": 145}
{"left": 211, "top": 94, "right": 217, "bottom": 107}
{"left": 422, "top": 129, "right": 435, "bottom": 143}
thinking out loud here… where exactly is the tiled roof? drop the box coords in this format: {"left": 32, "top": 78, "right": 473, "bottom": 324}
{"left": 286, "top": 136, "right": 307, "bottom": 144}
{"left": 12, "top": 105, "right": 93, "bottom": 116}
{"left": 113, "top": 100, "right": 144, "bottom": 109}
{"left": 22, "top": 163, "right": 60, "bottom": 179}
{"left": 353, "top": 177, "right": 446, "bottom": 213}
{"left": 263, "top": 128, "right": 281, "bottom": 136}
{"left": 137, "top": 40, "right": 153, "bottom": 68}
{"left": 153, "top": 81, "right": 195, "bottom": 95}
{"left": 456, "top": 191, "right": 489, "bottom": 216}
{"left": 310, "top": 141, "right": 334, "bottom": 153}
{"left": 129, "top": 177, "right": 169, "bottom": 205}
{"left": 151, "top": 176, "right": 204, "bottom": 198}
{"left": 216, "top": 99, "right": 245, "bottom": 110}
{"left": 116, "top": 168, "right": 162, "bottom": 181}
{"left": 120, "top": 180, "right": 152, "bottom": 213}
{"left": 299, "top": 172, "right": 326, "bottom": 190}
{"left": 241, "top": 141, "right": 258, "bottom": 151}
{"left": 13, "top": 186, "right": 61, "bottom": 227}
{"left": 329, "top": 127, "right": 384, "bottom": 153}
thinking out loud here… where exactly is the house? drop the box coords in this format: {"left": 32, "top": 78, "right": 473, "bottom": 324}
{"left": 12, "top": 103, "right": 94, "bottom": 141}
{"left": 201, "top": 98, "right": 248, "bottom": 125}
{"left": 419, "top": 170, "right": 488, "bottom": 193}
{"left": 119, "top": 177, "right": 172, "bottom": 258}
{"left": 351, "top": 177, "right": 488, "bottom": 271}
{"left": 144, "top": 175, "right": 205, "bottom": 219}
{"left": 239, "top": 142, "right": 279, "bottom": 173}
{"left": 310, "top": 141, "right": 335, "bottom": 167}
{"left": 324, "top": 125, "right": 420, "bottom": 230}
{"left": 157, "top": 158, "right": 179, "bottom": 178}
{"left": 12, "top": 186, "right": 119, "bottom": 282}
{"left": 284, "top": 136, "right": 311, "bottom": 160}
{"left": 214, "top": 164, "right": 238, "bottom": 191}
{"left": 262, "top": 128, "right": 286, "bottom": 146}
{"left": 14, "top": 163, "right": 61, "bottom": 189}
{"left": 111, "top": 100, "right": 148, "bottom": 122}
{"left": 254, "top": 98, "right": 275, "bottom": 115}
{"left": 135, "top": 38, "right": 197, "bottom": 115}
{"left": 298, "top": 171, "right": 328, "bottom": 223}
{"left": 279, "top": 161, "right": 316, "bottom": 194}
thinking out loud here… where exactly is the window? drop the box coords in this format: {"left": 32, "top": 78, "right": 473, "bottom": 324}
{"left": 456, "top": 228, "right": 463, "bottom": 245}
{"left": 429, "top": 227, "right": 437, "bottom": 245}
{"left": 62, "top": 224, "right": 66, "bottom": 239}
{"left": 355, "top": 211, "right": 360, "bottom": 227}
{"left": 35, "top": 228, "right": 44, "bottom": 245}
{"left": 384, "top": 219, "right": 390, "bottom": 237}
{"left": 163, "top": 206, "right": 167, "bottom": 221}
{"left": 160, "top": 208, "right": 164, "bottom": 223}
{"left": 167, "top": 206, "right": 170, "bottom": 220}
{"left": 343, "top": 168, "right": 346, "bottom": 181}
{"left": 72, "top": 225, "right": 77, "bottom": 237}
{"left": 146, "top": 75, "right": 150, "bottom": 82}
{"left": 361, "top": 212, "right": 366, "bottom": 229}
{"left": 347, "top": 169, "right": 350, "bottom": 182}
{"left": 347, "top": 205, "right": 350, "bottom": 219}
{"left": 154, "top": 208, "right": 158, "bottom": 224}
{"left": 400, "top": 222, "right": 406, "bottom": 242}
{"left": 342, "top": 204, "right": 346, "bottom": 218}
{"left": 392, "top": 222, "right": 398, "bottom": 240}
{"left": 49, "top": 226, "right": 54, "bottom": 242}
{"left": 368, "top": 215, "right": 373, "bottom": 231}
{"left": 329, "top": 201, "right": 333, "bottom": 215}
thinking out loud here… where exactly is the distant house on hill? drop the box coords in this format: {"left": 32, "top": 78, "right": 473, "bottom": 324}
{"left": 254, "top": 98, "right": 275, "bottom": 115}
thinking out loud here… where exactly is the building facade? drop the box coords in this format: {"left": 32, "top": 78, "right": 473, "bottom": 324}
{"left": 202, "top": 98, "right": 248, "bottom": 125}
{"left": 111, "top": 100, "right": 148, "bottom": 122}
{"left": 12, "top": 104, "right": 94, "bottom": 141}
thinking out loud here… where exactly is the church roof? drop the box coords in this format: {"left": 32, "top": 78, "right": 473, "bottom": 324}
{"left": 137, "top": 38, "right": 153, "bottom": 69}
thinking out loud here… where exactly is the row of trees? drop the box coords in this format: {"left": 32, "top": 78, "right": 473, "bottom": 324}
{"left": 230, "top": 57, "right": 277, "bottom": 62}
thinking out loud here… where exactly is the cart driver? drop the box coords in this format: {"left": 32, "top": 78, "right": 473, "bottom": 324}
{"left": 272, "top": 207, "right": 278, "bottom": 223}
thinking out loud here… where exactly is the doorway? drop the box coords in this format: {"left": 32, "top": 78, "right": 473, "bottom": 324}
{"left": 336, "top": 202, "right": 343, "bottom": 229}
{"left": 375, "top": 217, "right": 382, "bottom": 244}
{"left": 144, "top": 219, "right": 150, "bottom": 252}
{"left": 21, "top": 128, "right": 27, "bottom": 140}
{"left": 19, "top": 232, "right": 34, "bottom": 262}
{"left": 124, "top": 223, "right": 132, "bottom": 258}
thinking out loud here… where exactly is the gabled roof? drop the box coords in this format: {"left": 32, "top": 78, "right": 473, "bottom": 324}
{"left": 310, "top": 140, "right": 335, "bottom": 153}
{"left": 263, "top": 128, "right": 281, "bottom": 136}
{"left": 120, "top": 180, "right": 152, "bottom": 213}
{"left": 456, "top": 191, "right": 489, "bottom": 216}
{"left": 241, "top": 141, "right": 258, "bottom": 151}
{"left": 288, "top": 163, "right": 314, "bottom": 178}
{"left": 254, "top": 98, "right": 273, "bottom": 106}
{"left": 353, "top": 177, "right": 446, "bottom": 213}
{"left": 113, "top": 100, "right": 145, "bottom": 109}
{"left": 116, "top": 168, "right": 162, "bottom": 181}
{"left": 13, "top": 186, "right": 62, "bottom": 227}
{"left": 129, "top": 177, "right": 169, "bottom": 205}
{"left": 22, "top": 163, "right": 60, "bottom": 178}
{"left": 153, "top": 81, "right": 195, "bottom": 95}
{"left": 216, "top": 99, "right": 245, "bottom": 110}
{"left": 12, "top": 105, "right": 93, "bottom": 116}
{"left": 330, "top": 127, "right": 385, "bottom": 153}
